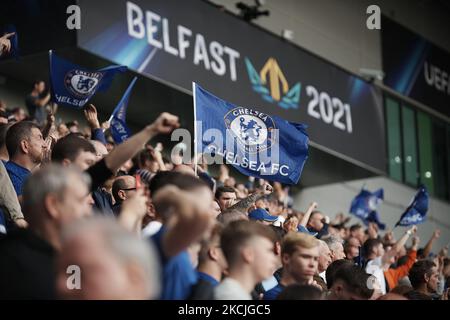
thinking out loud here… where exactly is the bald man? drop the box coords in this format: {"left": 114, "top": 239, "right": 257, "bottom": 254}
{"left": 111, "top": 175, "right": 136, "bottom": 216}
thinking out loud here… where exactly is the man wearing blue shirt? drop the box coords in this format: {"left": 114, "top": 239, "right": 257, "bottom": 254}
{"left": 196, "top": 224, "right": 226, "bottom": 287}
{"left": 5, "top": 121, "right": 46, "bottom": 199}
{"left": 189, "top": 224, "right": 227, "bottom": 299}
{"left": 149, "top": 171, "right": 213, "bottom": 300}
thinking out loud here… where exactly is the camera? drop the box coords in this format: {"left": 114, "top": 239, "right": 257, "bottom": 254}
{"left": 236, "top": 1, "right": 270, "bottom": 22}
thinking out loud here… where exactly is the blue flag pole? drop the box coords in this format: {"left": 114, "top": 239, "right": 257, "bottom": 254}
{"left": 103, "top": 114, "right": 114, "bottom": 134}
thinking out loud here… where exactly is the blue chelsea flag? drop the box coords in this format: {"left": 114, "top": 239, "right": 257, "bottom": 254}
{"left": 110, "top": 77, "right": 137, "bottom": 144}
{"left": 350, "top": 188, "right": 384, "bottom": 224}
{"left": 49, "top": 50, "right": 126, "bottom": 108}
{"left": 395, "top": 186, "right": 429, "bottom": 227}
{"left": 193, "top": 83, "right": 309, "bottom": 185}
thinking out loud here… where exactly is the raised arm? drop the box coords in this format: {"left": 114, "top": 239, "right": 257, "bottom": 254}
{"left": 300, "top": 202, "right": 318, "bottom": 227}
{"left": 225, "top": 183, "right": 273, "bottom": 213}
{"left": 149, "top": 144, "right": 167, "bottom": 171}
{"left": 104, "top": 112, "right": 179, "bottom": 173}
{"left": 41, "top": 111, "right": 55, "bottom": 140}
{"left": 422, "top": 229, "right": 440, "bottom": 259}
{"left": 367, "top": 222, "right": 379, "bottom": 240}
{"left": 34, "top": 91, "right": 51, "bottom": 108}
{"left": 382, "top": 225, "right": 417, "bottom": 267}
{"left": 84, "top": 104, "right": 107, "bottom": 145}
{"left": 217, "top": 164, "right": 230, "bottom": 184}
{"left": 385, "top": 236, "right": 420, "bottom": 286}
{"left": 394, "top": 226, "right": 417, "bottom": 252}
{"left": 0, "top": 32, "right": 15, "bottom": 56}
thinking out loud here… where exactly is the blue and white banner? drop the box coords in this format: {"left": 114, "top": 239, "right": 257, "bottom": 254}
{"left": 396, "top": 186, "right": 429, "bottom": 227}
{"left": 48, "top": 50, "right": 126, "bottom": 108}
{"left": 193, "top": 83, "right": 309, "bottom": 185}
{"left": 349, "top": 188, "right": 384, "bottom": 223}
{"left": 110, "top": 77, "right": 137, "bottom": 144}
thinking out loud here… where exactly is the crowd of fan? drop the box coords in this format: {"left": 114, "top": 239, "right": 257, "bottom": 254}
{"left": 0, "top": 80, "right": 449, "bottom": 300}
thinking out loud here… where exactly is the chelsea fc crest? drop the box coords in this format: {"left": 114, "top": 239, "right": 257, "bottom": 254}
{"left": 224, "top": 107, "right": 276, "bottom": 154}
{"left": 64, "top": 69, "right": 103, "bottom": 98}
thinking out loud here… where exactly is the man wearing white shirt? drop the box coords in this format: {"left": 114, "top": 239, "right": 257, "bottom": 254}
{"left": 142, "top": 220, "right": 162, "bottom": 237}
{"left": 365, "top": 251, "right": 388, "bottom": 295}
{"left": 364, "top": 225, "right": 418, "bottom": 295}
{"left": 215, "top": 220, "right": 278, "bottom": 300}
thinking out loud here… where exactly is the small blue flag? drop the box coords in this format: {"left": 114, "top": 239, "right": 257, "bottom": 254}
{"left": 110, "top": 77, "right": 137, "bottom": 144}
{"left": 48, "top": 50, "right": 126, "bottom": 109}
{"left": 395, "top": 186, "right": 429, "bottom": 227}
{"left": 350, "top": 188, "right": 384, "bottom": 224}
{"left": 193, "top": 83, "right": 309, "bottom": 185}
{"left": 0, "top": 25, "right": 19, "bottom": 60}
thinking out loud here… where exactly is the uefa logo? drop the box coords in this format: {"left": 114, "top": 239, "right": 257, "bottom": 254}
{"left": 64, "top": 69, "right": 103, "bottom": 98}
{"left": 224, "top": 107, "right": 276, "bottom": 154}
{"left": 245, "top": 57, "right": 301, "bottom": 110}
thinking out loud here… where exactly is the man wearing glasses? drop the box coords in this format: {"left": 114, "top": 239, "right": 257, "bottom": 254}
{"left": 111, "top": 175, "right": 137, "bottom": 216}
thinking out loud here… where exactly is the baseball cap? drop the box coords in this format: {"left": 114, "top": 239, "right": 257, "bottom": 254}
{"left": 248, "top": 208, "right": 278, "bottom": 222}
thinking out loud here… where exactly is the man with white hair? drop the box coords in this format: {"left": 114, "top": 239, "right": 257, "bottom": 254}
{"left": 323, "top": 235, "right": 346, "bottom": 262}
{"left": 57, "top": 217, "right": 161, "bottom": 300}
{"left": 0, "top": 164, "right": 93, "bottom": 299}
{"left": 313, "top": 240, "right": 332, "bottom": 290}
